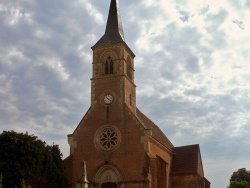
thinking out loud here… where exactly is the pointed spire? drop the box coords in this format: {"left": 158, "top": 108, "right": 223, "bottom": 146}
{"left": 105, "top": 0, "right": 125, "bottom": 40}
{"left": 93, "top": 0, "right": 125, "bottom": 47}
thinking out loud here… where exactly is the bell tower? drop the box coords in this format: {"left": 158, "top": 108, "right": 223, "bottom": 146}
{"left": 91, "top": 0, "right": 136, "bottom": 112}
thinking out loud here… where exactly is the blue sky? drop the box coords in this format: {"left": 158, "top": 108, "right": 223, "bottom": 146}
{"left": 0, "top": 0, "right": 250, "bottom": 187}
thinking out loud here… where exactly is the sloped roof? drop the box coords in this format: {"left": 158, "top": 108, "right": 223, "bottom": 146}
{"left": 136, "top": 108, "right": 174, "bottom": 150}
{"left": 205, "top": 178, "right": 211, "bottom": 188}
{"left": 171, "top": 144, "right": 201, "bottom": 175}
{"left": 93, "top": 0, "right": 125, "bottom": 47}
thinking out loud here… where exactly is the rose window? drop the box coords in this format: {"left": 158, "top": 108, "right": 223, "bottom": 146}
{"left": 94, "top": 126, "right": 121, "bottom": 151}
{"left": 99, "top": 129, "right": 118, "bottom": 150}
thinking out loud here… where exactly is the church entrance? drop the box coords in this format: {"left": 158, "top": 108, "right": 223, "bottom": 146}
{"left": 94, "top": 165, "right": 122, "bottom": 188}
{"left": 101, "top": 182, "right": 118, "bottom": 188}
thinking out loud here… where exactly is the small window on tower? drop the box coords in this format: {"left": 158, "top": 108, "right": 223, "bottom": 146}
{"left": 105, "top": 56, "right": 113, "bottom": 75}
{"left": 127, "top": 57, "right": 132, "bottom": 80}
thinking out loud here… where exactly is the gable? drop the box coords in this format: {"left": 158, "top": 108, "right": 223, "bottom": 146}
{"left": 197, "top": 148, "right": 204, "bottom": 177}
{"left": 171, "top": 144, "right": 204, "bottom": 176}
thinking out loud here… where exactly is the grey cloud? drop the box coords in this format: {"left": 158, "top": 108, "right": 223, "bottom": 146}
{"left": 205, "top": 9, "right": 228, "bottom": 48}
{"left": 228, "top": 0, "right": 249, "bottom": 10}
{"left": 232, "top": 20, "right": 244, "bottom": 29}
{"left": 246, "top": 0, "right": 250, "bottom": 8}
{"left": 0, "top": 0, "right": 93, "bottom": 134}
{"left": 205, "top": 9, "right": 228, "bottom": 29}
{"left": 199, "top": 5, "right": 210, "bottom": 16}
{"left": 177, "top": 8, "right": 191, "bottom": 22}
{"left": 185, "top": 56, "right": 199, "bottom": 73}
{"left": 158, "top": 26, "right": 205, "bottom": 74}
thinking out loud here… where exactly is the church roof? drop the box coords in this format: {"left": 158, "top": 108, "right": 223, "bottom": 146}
{"left": 171, "top": 144, "right": 201, "bottom": 175}
{"left": 93, "top": 0, "right": 125, "bottom": 47}
{"left": 136, "top": 108, "right": 174, "bottom": 150}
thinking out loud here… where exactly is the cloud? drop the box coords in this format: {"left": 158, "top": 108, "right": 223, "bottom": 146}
{"left": 232, "top": 20, "right": 244, "bottom": 29}
{"left": 0, "top": 1, "right": 250, "bottom": 188}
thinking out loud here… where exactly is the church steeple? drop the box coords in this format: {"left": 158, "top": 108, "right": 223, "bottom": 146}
{"left": 90, "top": 0, "right": 136, "bottom": 112}
{"left": 93, "top": 0, "right": 125, "bottom": 47}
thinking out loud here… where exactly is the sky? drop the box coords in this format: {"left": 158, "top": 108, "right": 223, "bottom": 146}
{"left": 0, "top": 0, "right": 250, "bottom": 187}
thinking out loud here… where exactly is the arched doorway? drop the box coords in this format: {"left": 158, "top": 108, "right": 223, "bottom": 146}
{"left": 93, "top": 165, "right": 123, "bottom": 188}
{"left": 101, "top": 182, "right": 118, "bottom": 188}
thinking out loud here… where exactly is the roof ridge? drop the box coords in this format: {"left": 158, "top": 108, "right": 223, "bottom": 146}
{"left": 135, "top": 108, "right": 174, "bottom": 149}
{"left": 174, "top": 144, "right": 200, "bottom": 149}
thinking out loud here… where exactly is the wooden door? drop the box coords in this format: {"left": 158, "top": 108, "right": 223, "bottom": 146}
{"left": 101, "top": 182, "right": 118, "bottom": 188}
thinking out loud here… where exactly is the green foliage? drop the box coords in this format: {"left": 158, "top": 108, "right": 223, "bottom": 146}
{"left": 0, "top": 174, "right": 3, "bottom": 188}
{"left": 229, "top": 181, "right": 250, "bottom": 188}
{"left": 231, "top": 169, "right": 250, "bottom": 182}
{"left": 20, "top": 179, "right": 31, "bottom": 188}
{"left": 229, "top": 168, "right": 250, "bottom": 188}
{"left": 0, "top": 131, "right": 67, "bottom": 188}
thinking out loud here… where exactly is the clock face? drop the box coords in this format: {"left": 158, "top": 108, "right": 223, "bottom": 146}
{"left": 104, "top": 94, "right": 114, "bottom": 104}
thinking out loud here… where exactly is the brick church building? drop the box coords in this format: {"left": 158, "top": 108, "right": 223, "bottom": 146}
{"left": 64, "top": 0, "right": 210, "bottom": 187}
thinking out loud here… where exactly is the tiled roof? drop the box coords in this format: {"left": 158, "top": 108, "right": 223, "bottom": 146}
{"left": 136, "top": 108, "right": 174, "bottom": 150}
{"left": 171, "top": 144, "right": 200, "bottom": 175}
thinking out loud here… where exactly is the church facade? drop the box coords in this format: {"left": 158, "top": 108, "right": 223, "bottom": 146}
{"left": 64, "top": 0, "right": 210, "bottom": 188}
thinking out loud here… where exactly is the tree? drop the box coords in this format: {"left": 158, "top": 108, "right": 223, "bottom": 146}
{"left": 0, "top": 131, "right": 67, "bottom": 188}
{"left": 0, "top": 174, "right": 3, "bottom": 188}
{"left": 229, "top": 168, "right": 250, "bottom": 188}
{"left": 229, "top": 181, "right": 250, "bottom": 188}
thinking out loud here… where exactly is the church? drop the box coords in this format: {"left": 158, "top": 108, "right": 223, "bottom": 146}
{"left": 64, "top": 0, "right": 210, "bottom": 187}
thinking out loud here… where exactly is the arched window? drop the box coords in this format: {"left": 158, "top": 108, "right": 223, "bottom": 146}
{"left": 105, "top": 56, "right": 113, "bottom": 75}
